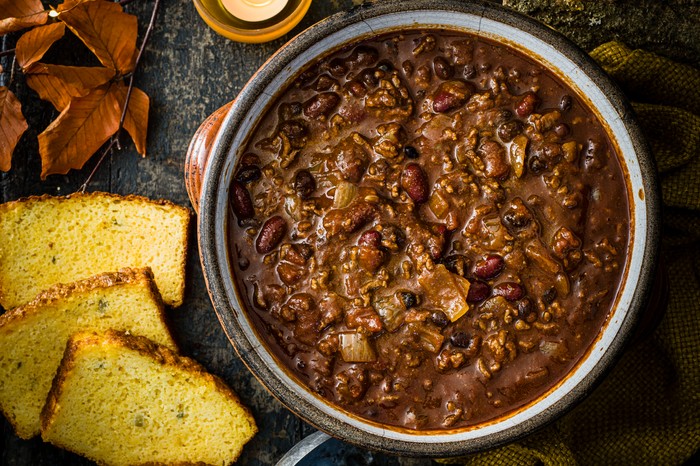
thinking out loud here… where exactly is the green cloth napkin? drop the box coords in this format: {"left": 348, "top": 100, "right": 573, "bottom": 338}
{"left": 444, "top": 42, "right": 700, "bottom": 465}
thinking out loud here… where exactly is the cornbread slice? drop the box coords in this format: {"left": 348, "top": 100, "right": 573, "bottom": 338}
{"left": 41, "top": 330, "right": 258, "bottom": 466}
{"left": 0, "top": 192, "right": 190, "bottom": 309}
{"left": 0, "top": 268, "right": 176, "bottom": 439}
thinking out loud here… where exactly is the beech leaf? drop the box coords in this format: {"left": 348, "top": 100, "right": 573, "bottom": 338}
{"left": 37, "top": 83, "right": 121, "bottom": 179}
{"left": 25, "top": 64, "right": 115, "bottom": 111}
{"left": 115, "top": 83, "right": 150, "bottom": 156}
{"left": 0, "top": 88, "right": 29, "bottom": 172}
{"left": 59, "top": 1, "right": 137, "bottom": 73}
{"left": 16, "top": 23, "right": 66, "bottom": 70}
{"left": 57, "top": 0, "right": 99, "bottom": 13}
{"left": 0, "top": 0, "right": 48, "bottom": 35}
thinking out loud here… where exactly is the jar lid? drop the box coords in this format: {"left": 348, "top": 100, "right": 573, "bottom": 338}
{"left": 193, "top": 0, "right": 312, "bottom": 43}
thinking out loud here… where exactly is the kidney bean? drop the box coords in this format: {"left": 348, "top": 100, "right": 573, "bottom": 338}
{"left": 399, "top": 291, "right": 418, "bottom": 309}
{"left": 282, "top": 243, "right": 310, "bottom": 265}
{"left": 493, "top": 282, "right": 525, "bottom": 301}
{"left": 497, "top": 120, "right": 522, "bottom": 142}
{"left": 364, "top": 73, "right": 385, "bottom": 92}
{"left": 517, "top": 297, "right": 534, "bottom": 319}
{"left": 430, "top": 310, "right": 449, "bottom": 328}
{"left": 514, "top": 91, "right": 540, "bottom": 117}
{"left": 345, "top": 80, "right": 367, "bottom": 98}
{"left": 401, "top": 163, "right": 430, "bottom": 203}
{"left": 294, "top": 169, "right": 316, "bottom": 199}
{"left": 474, "top": 254, "right": 505, "bottom": 280}
{"left": 240, "top": 153, "right": 260, "bottom": 167}
{"left": 402, "top": 59, "right": 414, "bottom": 76}
{"left": 231, "top": 181, "right": 254, "bottom": 220}
{"left": 256, "top": 216, "right": 287, "bottom": 254}
{"left": 463, "top": 63, "right": 477, "bottom": 79}
{"left": 478, "top": 140, "right": 509, "bottom": 179}
{"left": 554, "top": 123, "right": 570, "bottom": 138}
{"left": 441, "top": 254, "right": 470, "bottom": 277}
{"left": 493, "top": 109, "right": 513, "bottom": 125}
{"left": 346, "top": 45, "right": 379, "bottom": 68}
{"left": 314, "top": 75, "right": 337, "bottom": 92}
{"left": 295, "top": 243, "right": 314, "bottom": 260}
{"left": 235, "top": 165, "right": 261, "bottom": 184}
{"left": 278, "top": 120, "right": 308, "bottom": 142}
{"left": 277, "top": 262, "right": 304, "bottom": 285}
{"left": 323, "top": 201, "right": 376, "bottom": 236}
{"left": 583, "top": 138, "right": 607, "bottom": 170}
{"left": 450, "top": 332, "right": 470, "bottom": 348}
{"left": 433, "top": 56, "right": 454, "bottom": 79}
{"left": 358, "top": 230, "right": 382, "bottom": 248}
{"left": 404, "top": 145, "right": 420, "bottom": 159}
{"left": 559, "top": 94, "right": 573, "bottom": 112}
{"left": 528, "top": 154, "right": 548, "bottom": 174}
{"left": 502, "top": 197, "right": 532, "bottom": 231}
{"left": 328, "top": 57, "right": 347, "bottom": 77}
{"left": 467, "top": 280, "right": 491, "bottom": 303}
{"left": 377, "top": 60, "right": 393, "bottom": 72}
{"left": 303, "top": 92, "right": 340, "bottom": 119}
{"left": 427, "top": 229, "right": 447, "bottom": 260}
{"left": 542, "top": 287, "right": 557, "bottom": 304}
{"left": 432, "top": 81, "right": 474, "bottom": 113}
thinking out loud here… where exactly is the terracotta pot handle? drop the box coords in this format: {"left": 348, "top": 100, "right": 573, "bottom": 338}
{"left": 185, "top": 101, "right": 234, "bottom": 214}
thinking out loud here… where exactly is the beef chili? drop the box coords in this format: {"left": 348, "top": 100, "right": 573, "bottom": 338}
{"left": 227, "top": 30, "right": 630, "bottom": 430}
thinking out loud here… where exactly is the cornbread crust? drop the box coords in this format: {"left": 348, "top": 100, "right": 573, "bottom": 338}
{"left": 0, "top": 192, "right": 191, "bottom": 309}
{"left": 0, "top": 267, "right": 177, "bottom": 439}
{"left": 41, "top": 330, "right": 258, "bottom": 466}
{"left": 0, "top": 267, "right": 167, "bottom": 329}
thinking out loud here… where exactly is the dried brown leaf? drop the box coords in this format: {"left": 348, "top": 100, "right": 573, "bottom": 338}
{"left": 0, "top": 0, "right": 47, "bottom": 35}
{"left": 25, "top": 63, "right": 115, "bottom": 111}
{"left": 115, "top": 83, "right": 149, "bottom": 156}
{"left": 58, "top": 0, "right": 98, "bottom": 12}
{"left": 58, "top": 1, "right": 137, "bottom": 73}
{"left": 37, "top": 83, "right": 121, "bottom": 178}
{"left": 16, "top": 23, "right": 66, "bottom": 70}
{"left": 0, "top": 87, "right": 29, "bottom": 172}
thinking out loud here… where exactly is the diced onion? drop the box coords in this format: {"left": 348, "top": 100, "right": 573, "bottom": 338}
{"left": 540, "top": 340, "right": 569, "bottom": 362}
{"left": 510, "top": 135, "right": 528, "bottom": 178}
{"left": 373, "top": 296, "right": 405, "bottom": 332}
{"left": 429, "top": 191, "right": 450, "bottom": 219}
{"left": 418, "top": 264, "right": 471, "bottom": 322}
{"left": 407, "top": 322, "right": 445, "bottom": 353}
{"left": 339, "top": 332, "right": 376, "bottom": 362}
{"left": 333, "top": 181, "right": 357, "bottom": 209}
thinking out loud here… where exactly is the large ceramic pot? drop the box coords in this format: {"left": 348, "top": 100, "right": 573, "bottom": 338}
{"left": 187, "top": 0, "right": 660, "bottom": 457}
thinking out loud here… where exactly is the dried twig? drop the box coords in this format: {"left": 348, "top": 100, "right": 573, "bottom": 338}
{"left": 119, "top": 0, "right": 160, "bottom": 133}
{"left": 79, "top": 136, "right": 119, "bottom": 193}
{"left": 0, "top": 48, "right": 15, "bottom": 58}
{"left": 80, "top": 0, "right": 161, "bottom": 193}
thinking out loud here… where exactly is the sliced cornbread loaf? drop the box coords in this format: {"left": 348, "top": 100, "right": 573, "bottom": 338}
{"left": 41, "top": 330, "right": 258, "bottom": 466}
{"left": 0, "top": 268, "right": 176, "bottom": 439}
{"left": 0, "top": 192, "right": 190, "bottom": 309}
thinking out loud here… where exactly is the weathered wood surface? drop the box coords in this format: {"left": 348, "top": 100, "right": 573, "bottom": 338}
{"left": 1, "top": 0, "right": 698, "bottom": 465}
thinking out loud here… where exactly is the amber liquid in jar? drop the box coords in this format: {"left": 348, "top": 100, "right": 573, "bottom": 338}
{"left": 199, "top": 0, "right": 304, "bottom": 28}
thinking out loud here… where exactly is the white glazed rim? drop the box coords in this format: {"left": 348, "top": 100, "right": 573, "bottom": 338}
{"left": 199, "top": 0, "right": 659, "bottom": 457}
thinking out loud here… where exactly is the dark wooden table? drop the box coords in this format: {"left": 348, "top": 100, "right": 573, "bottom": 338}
{"left": 1, "top": 1, "right": 698, "bottom": 465}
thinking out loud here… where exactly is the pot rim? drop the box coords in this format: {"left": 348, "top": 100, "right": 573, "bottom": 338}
{"left": 198, "top": 0, "right": 660, "bottom": 456}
